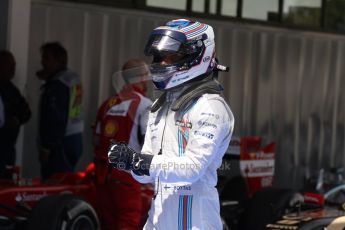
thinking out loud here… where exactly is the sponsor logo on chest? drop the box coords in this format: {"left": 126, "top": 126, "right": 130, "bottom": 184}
{"left": 106, "top": 100, "right": 132, "bottom": 117}
{"left": 194, "top": 130, "right": 214, "bottom": 139}
{"left": 175, "top": 120, "right": 192, "bottom": 128}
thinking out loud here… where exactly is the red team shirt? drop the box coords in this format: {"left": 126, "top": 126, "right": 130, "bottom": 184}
{"left": 93, "top": 87, "right": 152, "bottom": 230}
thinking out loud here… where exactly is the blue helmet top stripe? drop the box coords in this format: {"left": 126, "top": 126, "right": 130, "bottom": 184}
{"left": 166, "top": 19, "right": 193, "bottom": 29}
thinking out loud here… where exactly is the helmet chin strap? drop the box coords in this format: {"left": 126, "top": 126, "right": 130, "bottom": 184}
{"left": 150, "top": 74, "right": 223, "bottom": 113}
{"left": 170, "top": 76, "right": 223, "bottom": 112}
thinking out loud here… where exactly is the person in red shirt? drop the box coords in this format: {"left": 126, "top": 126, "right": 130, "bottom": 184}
{"left": 93, "top": 58, "right": 152, "bottom": 230}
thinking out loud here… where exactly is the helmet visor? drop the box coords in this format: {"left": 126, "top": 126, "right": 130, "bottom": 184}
{"left": 150, "top": 63, "right": 177, "bottom": 87}
{"left": 145, "top": 35, "right": 182, "bottom": 56}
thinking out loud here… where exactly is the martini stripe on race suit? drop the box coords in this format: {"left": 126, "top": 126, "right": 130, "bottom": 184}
{"left": 177, "top": 99, "right": 197, "bottom": 156}
{"left": 178, "top": 195, "right": 193, "bottom": 230}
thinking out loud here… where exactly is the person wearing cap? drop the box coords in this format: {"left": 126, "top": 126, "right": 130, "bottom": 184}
{"left": 93, "top": 58, "right": 152, "bottom": 230}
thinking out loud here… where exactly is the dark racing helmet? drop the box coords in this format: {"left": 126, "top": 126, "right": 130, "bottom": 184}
{"left": 144, "top": 19, "right": 216, "bottom": 90}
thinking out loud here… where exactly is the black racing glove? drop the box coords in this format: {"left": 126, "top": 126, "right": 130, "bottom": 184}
{"left": 107, "top": 141, "right": 153, "bottom": 176}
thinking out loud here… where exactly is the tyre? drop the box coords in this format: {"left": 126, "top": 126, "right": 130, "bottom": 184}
{"left": 220, "top": 200, "right": 245, "bottom": 230}
{"left": 239, "top": 188, "right": 298, "bottom": 230}
{"left": 219, "top": 176, "right": 249, "bottom": 202}
{"left": 26, "top": 194, "right": 99, "bottom": 230}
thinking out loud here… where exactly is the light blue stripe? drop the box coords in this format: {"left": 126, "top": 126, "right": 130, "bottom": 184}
{"left": 178, "top": 129, "right": 183, "bottom": 156}
{"left": 181, "top": 130, "right": 184, "bottom": 156}
{"left": 178, "top": 129, "right": 181, "bottom": 156}
{"left": 184, "top": 132, "right": 189, "bottom": 141}
{"left": 177, "top": 129, "right": 180, "bottom": 156}
{"left": 180, "top": 130, "right": 184, "bottom": 156}
{"left": 187, "top": 196, "right": 193, "bottom": 229}
{"left": 180, "top": 129, "right": 188, "bottom": 156}
{"left": 178, "top": 195, "right": 183, "bottom": 230}
{"left": 186, "top": 196, "right": 190, "bottom": 229}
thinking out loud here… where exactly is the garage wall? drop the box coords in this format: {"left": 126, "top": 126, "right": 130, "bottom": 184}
{"left": 24, "top": 0, "right": 345, "bottom": 189}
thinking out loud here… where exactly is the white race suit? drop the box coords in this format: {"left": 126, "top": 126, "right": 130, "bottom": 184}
{"left": 132, "top": 90, "right": 234, "bottom": 230}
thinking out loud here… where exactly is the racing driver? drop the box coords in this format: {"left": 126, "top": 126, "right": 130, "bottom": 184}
{"left": 108, "top": 19, "right": 234, "bottom": 229}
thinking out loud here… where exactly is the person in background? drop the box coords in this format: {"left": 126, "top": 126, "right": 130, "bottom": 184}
{"left": 108, "top": 19, "right": 234, "bottom": 229}
{"left": 0, "top": 50, "right": 31, "bottom": 179}
{"left": 93, "top": 58, "right": 152, "bottom": 230}
{"left": 36, "top": 42, "right": 83, "bottom": 180}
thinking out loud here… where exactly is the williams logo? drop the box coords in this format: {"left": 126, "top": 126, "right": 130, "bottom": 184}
{"left": 175, "top": 120, "right": 192, "bottom": 128}
{"left": 197, "top": 121, "right": 217, "bottom": 129}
